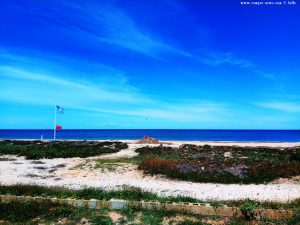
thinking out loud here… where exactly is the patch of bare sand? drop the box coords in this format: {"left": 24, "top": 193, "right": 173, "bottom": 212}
{"left": 270, "top": 176, "right": 300, "bottom": 185}
{"left": 162, "top": 215, "right": 198, "bottom": 225}
{"left": 163, "top": 216, "right": 228, "bottom": 225}
{"left": 166, "top": 141, "right": 300, "bottom": 148}
{"left": 61, "top": 162, "right": 143, "bottom": 180}
{"left": 108, "top": 211, "right": 122, "bottom": 223}
{"left": 121, "top": 140, "right": 300, "bottom": 148}
{"left": 92, "top": 143, "right": 139, "bottom": 159}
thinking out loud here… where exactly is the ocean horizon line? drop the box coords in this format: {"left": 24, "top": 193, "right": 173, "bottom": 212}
{"left": 1, "top": 129, "right": 300, "bottom": 131}
{"left": 1, "top": 129, "right": 299, "bottom": 142}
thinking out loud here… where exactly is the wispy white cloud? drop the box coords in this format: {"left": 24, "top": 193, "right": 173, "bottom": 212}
{"left": 0, "top": 52, "right": 231, "bottom": 124}
{"left": 199, "top": 52, "right": 254, "bottom": 68}
{"left": 90, "top": 8, "right": 254, "bottom": 67}
{"left": 256, "top": 101, "right": 300, "bottom": 113}
{"left": 94, "top": 9, "right": 180, "bottom": 57}
{"left": 255, "top": 71, "right": 277, "bottom": 80}
{"left": 193, "top": 51, "right": 280, "bottom": 82}
{"left": 0, "top": 67, "right": 230, "bottom": 123}
{"left": 21, "top": 1, "right": 253, "bottom": 67}
{"left": 49, "top": 1, "right": 188, "bottom": 59}
{"left": 0, "top": 66, "right": 152, "bottom": 105}
{"left": 1, "top": 52, "right": 293, "bottom": 128}
{"left": 0, "top": 50, "right": 155, "bottom": 108}
{"left": 71, "top": 101, "right": 230, "bottom": 123}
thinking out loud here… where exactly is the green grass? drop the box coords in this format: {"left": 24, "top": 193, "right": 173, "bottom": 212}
{"left": 96, "top": 157, "right": 142, "bottom": 164}
{"left": 1, "top": 184, "right": 300, "bottom": 211}
{"left": 0, "top": 184, "right": 201, "bottom": 204}
{"left": 0, "top": 199, "right": 113, "bottom": 225}
{"left": 94, "top": 154, "right": 182, "bottom": 172}
{"left": 0, "top": 199, "right": 206, "bottom": 225}
{"left": 239, "top": 200, "right": 258, "bottom": 220}
{"left": 140, "top": 209, "right": 166, "bottom": 225}
{"left": 0, "top": 200, "right": 207, "bottom": 225}
{"left": 221, "top": 198, "right": 300, "bottom": 210}
{"left": 228, "top": 220, "right": 247, "bottom": 225}
{"left": 95, "top": 154, "right": 182, "bottom": 166}
{"left": 0, "top": 140, "right": 128, "bottom": 159}
{"left": 177, "top": 222, "right": 208, "bottom": 225}
{"left": 94, "top": 157, "right": 141, "bottom": 171}
{"left": 1, "top": 196, "right": 300, "bottom": 224}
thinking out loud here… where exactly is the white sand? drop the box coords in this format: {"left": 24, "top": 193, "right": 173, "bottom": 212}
{"left": 0, "top": 141, "right": 299, "bottom": 202}
{"left": 161, "top": 140, "right": 300, "bottom": 148}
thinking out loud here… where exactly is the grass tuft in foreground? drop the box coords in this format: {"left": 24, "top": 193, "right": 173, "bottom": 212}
{"left": 0, "top": 184, "right": 200, "bottom": 203}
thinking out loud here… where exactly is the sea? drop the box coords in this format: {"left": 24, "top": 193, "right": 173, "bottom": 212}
{"left": 0, "top": 129, "right": 300, "bottom": 142}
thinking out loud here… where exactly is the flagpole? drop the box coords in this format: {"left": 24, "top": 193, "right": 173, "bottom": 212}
{"left": 54, "top": 105, "right": 57, "bottom": 141}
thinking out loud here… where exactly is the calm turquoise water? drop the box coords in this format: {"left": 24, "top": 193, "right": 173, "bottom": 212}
{"left": 0, "top": 129, "right": 300, "bottom": 142}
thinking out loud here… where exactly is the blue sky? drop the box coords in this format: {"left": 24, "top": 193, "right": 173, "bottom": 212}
{"left": 0, "top": 0, "right": 299, "bottom": 129}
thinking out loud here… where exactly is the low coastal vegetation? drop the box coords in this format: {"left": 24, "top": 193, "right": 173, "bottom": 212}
{"left": 0, "top": 184, "right": 199, "bottom": 203}
{"left": 0, "top": 185, "right": 300, "bottom": 224}
{"left": 0, "top": 199, "right": 117, "bottom": 225}
{"left": 3, "top": 201, "right": 299, "bottom": 225}
{"left": 0, "top": 140, "right": 128, "bottom": 159}
{"left": 136, "top": 144, "right": 300, "bottom": 184}
{"left": 1, "top": 140, "right": 300, "bottom": 184}
{"left": 1, "top": 184, "right": 300, "bottom": 210}
{"left": 0, "top": 199, "right": 240, "bottom": 225}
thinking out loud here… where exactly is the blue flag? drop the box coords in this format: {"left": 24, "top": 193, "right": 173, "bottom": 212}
{"left": 56, "top": 105, "right": 64, "bottom": 114}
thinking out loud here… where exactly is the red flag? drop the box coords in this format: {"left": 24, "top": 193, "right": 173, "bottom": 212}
{"left": 56, "top": 125, "right": 62, "bottom": 130}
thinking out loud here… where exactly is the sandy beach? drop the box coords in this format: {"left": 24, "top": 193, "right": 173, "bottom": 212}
{"left": 136, "top": 140, "right": 300, "bottom": 148}
{"left": 1, "top": 140, "right": 299, "bottom": 202}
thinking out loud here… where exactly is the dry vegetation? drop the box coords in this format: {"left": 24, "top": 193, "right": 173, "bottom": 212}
{"left": 137, "top": 144, "right": 300, "bottom": 184}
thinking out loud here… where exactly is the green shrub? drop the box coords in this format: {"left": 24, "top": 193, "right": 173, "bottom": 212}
{"left": 291, "top": 148, "right": 300, "bottom": 161}
{"left": 178, "top": 221, "right": 208, "bottom": 225}
{"left": 0, "top": 199, "right": 73, "bottom": 223}
{"left": 135, "top": 145, "right": 175, "bottom": 155}
{"left": 0, "top": 199, "right": 118, "bottom": 224}
{"left": 203, "top": 144, "right": 211, "bottom": 151}
{"left": 228, "top": 219, "right": 247, "bottom": 225}
{"left": 240, "top": 200, "right": 257, "bottom": 220}
{"left": 0, "top": 140, "right": 128, "bottom": 159}
{"left": 210, "top": 201, "right": 223, "bottom": 208}
{"left": 93, "top": 215, "right": 113, "bottom": 225}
